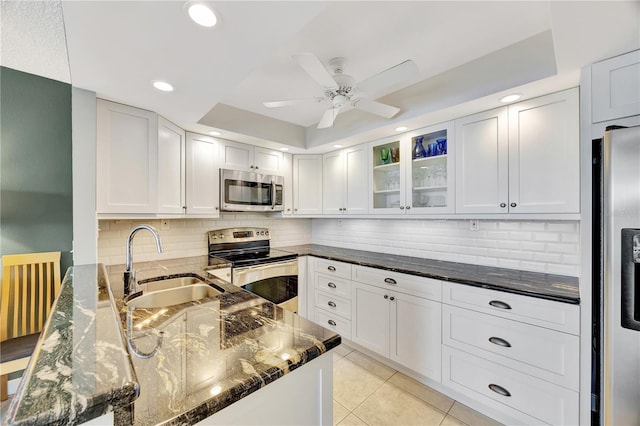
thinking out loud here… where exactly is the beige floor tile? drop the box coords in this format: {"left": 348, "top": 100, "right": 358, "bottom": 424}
{"left": 441, "top": 414, "right": 470, "bottom": 426}
{"left": 448, "top": 402, "right": 504, "bottom": 426}
{"left": 353, "top": 381, "right": 447, "bottom": 426}
{"left": 333, "top": 357, "right": 385, "bottom": 411}
{"left": 333, "top": 343, "right": 354, "bottom": 358}
{"left": 346, "top": 350, "right": 395, "bottom": 380}
{"left": 333, "top": 400, "right": 350, "bottom": 426}
{"left": 337, "top": 413, "right": 369, "bottom": 426}
{"left": 388, "top": 371, "right": 455, "bottom": 413}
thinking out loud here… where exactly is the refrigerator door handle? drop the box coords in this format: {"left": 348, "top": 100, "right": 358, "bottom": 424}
{"left": 621, "top": 229, "right": 640, "bottom": 331}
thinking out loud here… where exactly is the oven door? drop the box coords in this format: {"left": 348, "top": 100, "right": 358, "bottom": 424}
{"left": 233, "top": 260, "right": 298, "bottom": 312}
{"left": 220, "top": 169, "right": 284, "bottom": 212}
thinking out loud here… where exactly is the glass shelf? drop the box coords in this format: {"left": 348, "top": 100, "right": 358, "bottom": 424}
{"left": 412, "top": 186, "right": 447, "bottom": 191}
{"left": 412, "top": 154, "right": 447, "bottom": 164}
{"left": 374, "top": 189, "right": 401, "bottom": 194}
{"left": 373, "top": 162, "right": 401, "bottom": 170}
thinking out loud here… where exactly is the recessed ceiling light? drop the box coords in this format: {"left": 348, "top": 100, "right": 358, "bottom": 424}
{"left": 208, "top": 131, "right": 221, "bottom": 136}
{"left": 500, "top": 94, "right": 521, "bottom": 103}
{"left": 279, "top": 147, "right": 289, "bottom": 151}
{"left": 186, "top": 2, "right": 217, "bottom": 27}
{"left": 152, "top": 80, "right": 174, "bottom": 92}
{"left": 395, "top": 126, "right": 408, "bottom": 132}
{"left": 333, "top": 144, "right": 343, "bottom": 148}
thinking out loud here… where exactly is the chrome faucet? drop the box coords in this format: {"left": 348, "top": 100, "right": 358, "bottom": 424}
{"left": 124, "top": 224, "right": 163, "bottom": 297}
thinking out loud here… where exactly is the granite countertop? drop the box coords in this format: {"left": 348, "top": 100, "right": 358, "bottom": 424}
{"left": 4, "top": 256, "right": 340, "bottom": 426}
{"left": 282, "top": 244, "right": 580, "bottom": 304}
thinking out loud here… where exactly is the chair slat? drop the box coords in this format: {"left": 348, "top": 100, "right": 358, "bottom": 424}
{"left": 38, "top": 263, "right": 44, "bottom": 330}
{"left": 29, "top": 263, "right": 36, "bottom": 335}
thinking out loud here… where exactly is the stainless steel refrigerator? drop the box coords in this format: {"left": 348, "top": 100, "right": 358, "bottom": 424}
{"left": 593, "top": 125, "right": 640, "bottom": 425}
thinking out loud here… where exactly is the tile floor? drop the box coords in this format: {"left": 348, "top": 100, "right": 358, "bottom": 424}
{"left": 332, "top": 344, "right": 504, "bottom": 426}
{"left": 1, "top": 345, "right": 505, "bottom": 426}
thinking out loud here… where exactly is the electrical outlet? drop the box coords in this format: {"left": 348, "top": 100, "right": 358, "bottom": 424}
{"left": 161, "top": 219, "right": 170, "bottom": 230}
{"left": 469, "top": 219, "right": 479, "bottom": 231}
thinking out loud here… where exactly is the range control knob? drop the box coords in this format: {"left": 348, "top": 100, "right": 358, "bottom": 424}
{"left": 219, "top": 233, "right": 224, "bottom": 239}
{"left": 265, "top": 230, "right": 269, "bottom": 235}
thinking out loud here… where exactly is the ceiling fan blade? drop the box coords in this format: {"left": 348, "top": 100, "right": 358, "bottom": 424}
{"left": 293, "top": 53, "right": 339, "bottom": 89}
{"left": 317, "top": 107, "right": 341, "bottom": 128}
{"left": 263, "top": 97, "right": 323, "bottom": 108}
{"left": 353, "top": 99, "right": 400, "bottom": 118}
{"left": 358, "top": 60, "right": 419, "bottom": 94}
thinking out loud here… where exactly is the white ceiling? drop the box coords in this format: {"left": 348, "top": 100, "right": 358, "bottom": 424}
{"left": 2, "top": 1, "right": 639, "bottom": 153}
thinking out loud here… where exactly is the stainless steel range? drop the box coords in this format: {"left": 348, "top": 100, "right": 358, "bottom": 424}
{"left": 207, "top": 227, "right": 299, "bottom": 312}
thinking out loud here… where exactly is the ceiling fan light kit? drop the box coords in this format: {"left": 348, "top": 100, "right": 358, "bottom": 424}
{"left": 263, "top": 53, "right": 418, "bottom": 129}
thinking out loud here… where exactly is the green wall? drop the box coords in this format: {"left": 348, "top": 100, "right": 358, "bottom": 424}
{"left": 0, "top": 66, "right": 73, "bottom": 272}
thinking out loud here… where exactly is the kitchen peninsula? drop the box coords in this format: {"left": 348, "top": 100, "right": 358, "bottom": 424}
{"left": 2, "top": 257, "right": 340, "bottom": 426}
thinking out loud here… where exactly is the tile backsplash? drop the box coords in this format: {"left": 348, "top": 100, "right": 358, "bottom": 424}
{"left": 97, "top": 215, "right": 312, "bottom": 266}
{"left": 97, "top": 217, "right": 580, "bottom": 277}
{"left": 311, "top": 219, "right": 580, "bottom": 276}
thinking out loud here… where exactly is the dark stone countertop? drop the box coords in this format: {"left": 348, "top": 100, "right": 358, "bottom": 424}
{"left": 3, "top": 256, "right": 340, "bottom": 426}
{"left": 281, "top": 244, "right": 580, "bottom": 304}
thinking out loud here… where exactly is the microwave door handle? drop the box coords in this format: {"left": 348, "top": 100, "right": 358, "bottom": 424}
{"left": 271, "top": 179, "right": 276, "bottom": 210}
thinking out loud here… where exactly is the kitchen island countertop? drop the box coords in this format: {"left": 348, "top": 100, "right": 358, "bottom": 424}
{"left": 3, "top": 256, "right": 340, "bottom": 426}
{"left": 282, "top": 244, "right": 579, "bottom": 304}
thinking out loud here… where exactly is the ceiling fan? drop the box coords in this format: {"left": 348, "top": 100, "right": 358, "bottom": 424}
{"left": 263, "top": 53, "right": 419, "bottom": 129}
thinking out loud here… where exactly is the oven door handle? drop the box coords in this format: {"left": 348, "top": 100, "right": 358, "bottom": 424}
{"left": 233, "top": 259, "right": 298, "bottom": 287}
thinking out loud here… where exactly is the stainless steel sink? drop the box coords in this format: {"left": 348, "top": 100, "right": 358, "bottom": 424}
{"left": 138, "top": 273, "right": 208, "bottom": 292}
{"left": 125, "top": 284, "right": 223, "bottom": 309}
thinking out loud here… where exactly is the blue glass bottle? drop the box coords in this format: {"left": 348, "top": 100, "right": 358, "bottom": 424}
{"left": 413, "top": 136, "right": 426, "bottom": 159}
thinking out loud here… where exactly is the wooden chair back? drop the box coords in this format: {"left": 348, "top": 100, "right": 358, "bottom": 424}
{"left": 1, "top": 251, "right": 62, "bottom": 342}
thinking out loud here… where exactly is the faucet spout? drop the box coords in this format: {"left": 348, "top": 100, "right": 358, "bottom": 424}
{"left": 124, "top": 224, "right": 164, "bottom": 297}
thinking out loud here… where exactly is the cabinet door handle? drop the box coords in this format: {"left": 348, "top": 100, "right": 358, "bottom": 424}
{"left": 389, "top": 296, "right": 395, "bottom": 301}
{"left": 384, "top": 295, "right": 389, "bottom": 299}
{"left": 499, "top": 203, "right": 507, "bottom": 208}
{"left": 405, "top": 205, "right": 411, "bottom": 210}
{"left": 399, "top": 206, "right": 405, "bottom": 210}
{"left": 250, "top": 165, "right": 254, "bottom": 169}
{"left": 328, "top": 320, "right": 337, "bottom": 326}
{"left": 327, "top": 282, "right": 337, "bottom": 289}
{"left": 488, "top": 384, "right": 511, "bottom": 397}
{"left": 255, "top": 166, "right": 259, "bottom": 170}
{"left": 489, "top": 300, "right": 512, "bottom": 310}
{"left": 327, "top": 266, "right": 336, "bottom": 272}
{"left": 488, "top": 337, "right": 512, "bottom": 348}
{"left": 510, "top": 202, "right": 517, "bottom": 208}
{"left": 384, "top": 278, "right": 397, "bottom": 285}
{"left": 328, "top": 301, "right": 337, "bottom": 308}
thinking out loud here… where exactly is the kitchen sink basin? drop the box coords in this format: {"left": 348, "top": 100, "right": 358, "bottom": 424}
{"left": 125, "top": 284, "right": 223, "bottom": 309}
{"left": 138, "top": 273, "right": 207, "bottom": 292}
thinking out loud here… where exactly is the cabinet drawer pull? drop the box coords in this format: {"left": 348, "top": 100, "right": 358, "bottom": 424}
{"left": 327, "top": 266, "right": 336, "bottom": 272}
{"left": 384, "top": 278, "right": 397, "bottom": 285}
{"left": 488, "top": 337, "right": 512, "bottom": 348}
{"left": 510, "top": 202, "right": 517, "bottom": 208}
{"left": 499, "top": 203, "right": 507, "bottom": 208}
{"left": 328, "top": 320, "right": 337, "bottom": 326}
{"left": 327, "top": 282, "right": 337, "bottom": 288}
{"left": 399, "top": 206, "right": 405, "bottom": 210}
{"left": 488, "top": 384, "right": 511, "bottom": 397}
{"left": 489, "top": 300, "right": 512, "bottom": 310}
{"left": 328, "top": 301, "right": 337, "bottom": 308}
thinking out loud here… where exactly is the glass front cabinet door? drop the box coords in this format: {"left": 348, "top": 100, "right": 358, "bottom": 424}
{"left": 369, "top": 122, "right": 455, "bottom": 215}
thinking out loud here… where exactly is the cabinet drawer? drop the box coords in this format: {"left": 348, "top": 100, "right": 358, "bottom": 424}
{"left": 352, "top": 265, "right": 441, "bottom": 302}
{"left": 315, "top": 273, "right": 351, "bottom": 299}
{"left": 442, "top": 347, "right": 579, "bottom": 426}
{"left": 442, "top": 282, "right": 580, "bottom": 335}
{"left": 315, "top": 308, "right": 351, "bottom": 339}
{"left": 315, "top": 291, "right": 351, "bottom": 320}
{"left": 443, "top": 305, "right": 579, "bottom": 390}
{"left": 313, "top": 258, "right": 352, "bottom": 279}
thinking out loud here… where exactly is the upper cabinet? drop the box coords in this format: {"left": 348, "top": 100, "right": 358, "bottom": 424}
{"left": 323, "top": 145, "right": 368, "bottom": 215}
{"left": 456, "top": 88, "right": 580, "bottom": 214}
{"left": 157, "top": 117, "right": 186, "bottom": 215}
{"left": 219, "top": 140, "right": 283, "bottom": 174}
{"left": 97, "top": 99, "right": 159, "bottom": 214}
{"left": 185, "top": 133, "right": 219, "bottom": 216}
{"left": 592, "top": 50, "right": 640, "bottom": 123}
{"left": 292, "top": 155, "right": 323, "bottom": 215}
{"left": 370, "top": 122, "right": 455, "bottom": 215}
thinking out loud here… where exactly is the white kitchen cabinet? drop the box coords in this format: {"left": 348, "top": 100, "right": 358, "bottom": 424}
{"left": 351, "top": 267, "right": 442, "bottom": 382}
{"left": 219, "top": 140, "right": 283, "bottom": 174}
{"left": 592, "top": 50, "right": 640, "bottom": 123}
{"left": 292, "top": 155, "right": 323, "bottom": 215}
{"left": 323, "top": 145, "right": 368, "bottom": 215}
{"left": 455, "top": 108, "right": 508, "bottom": 214}
{"left": 185, "top": 132, "right": 219, "bottom": 216}
{"left": 282, "top": 152, "right": 294, "bottom": 215}
{"left": 370, "top": 122, "right": 455, "bottom": 215}
{"left": 97, "top": 99, "right": 158, "bottom": 214}
{"left": 455, "top": 88, "right": 579, "bottom": 214}
{"left": 158, "top": 117, "right": 186, "bottom": 214}
{"left": 309, "top": 258, "right": 353, "bottom": 338}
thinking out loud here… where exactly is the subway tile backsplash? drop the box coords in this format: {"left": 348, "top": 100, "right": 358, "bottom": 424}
{"left": 310, "top": 219, "right": 580, "bottom": 276}
{"left": 97, "top": 217, "right": 579, "bottom": 277}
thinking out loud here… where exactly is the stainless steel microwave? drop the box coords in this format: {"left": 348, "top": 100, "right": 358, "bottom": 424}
{"left": 220, "top": 169, "right": 284, "bottom": 212}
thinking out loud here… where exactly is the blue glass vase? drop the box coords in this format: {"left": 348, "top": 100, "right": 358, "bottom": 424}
{"left": 413, "top": 136, "right": 426, "bottom": 159}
